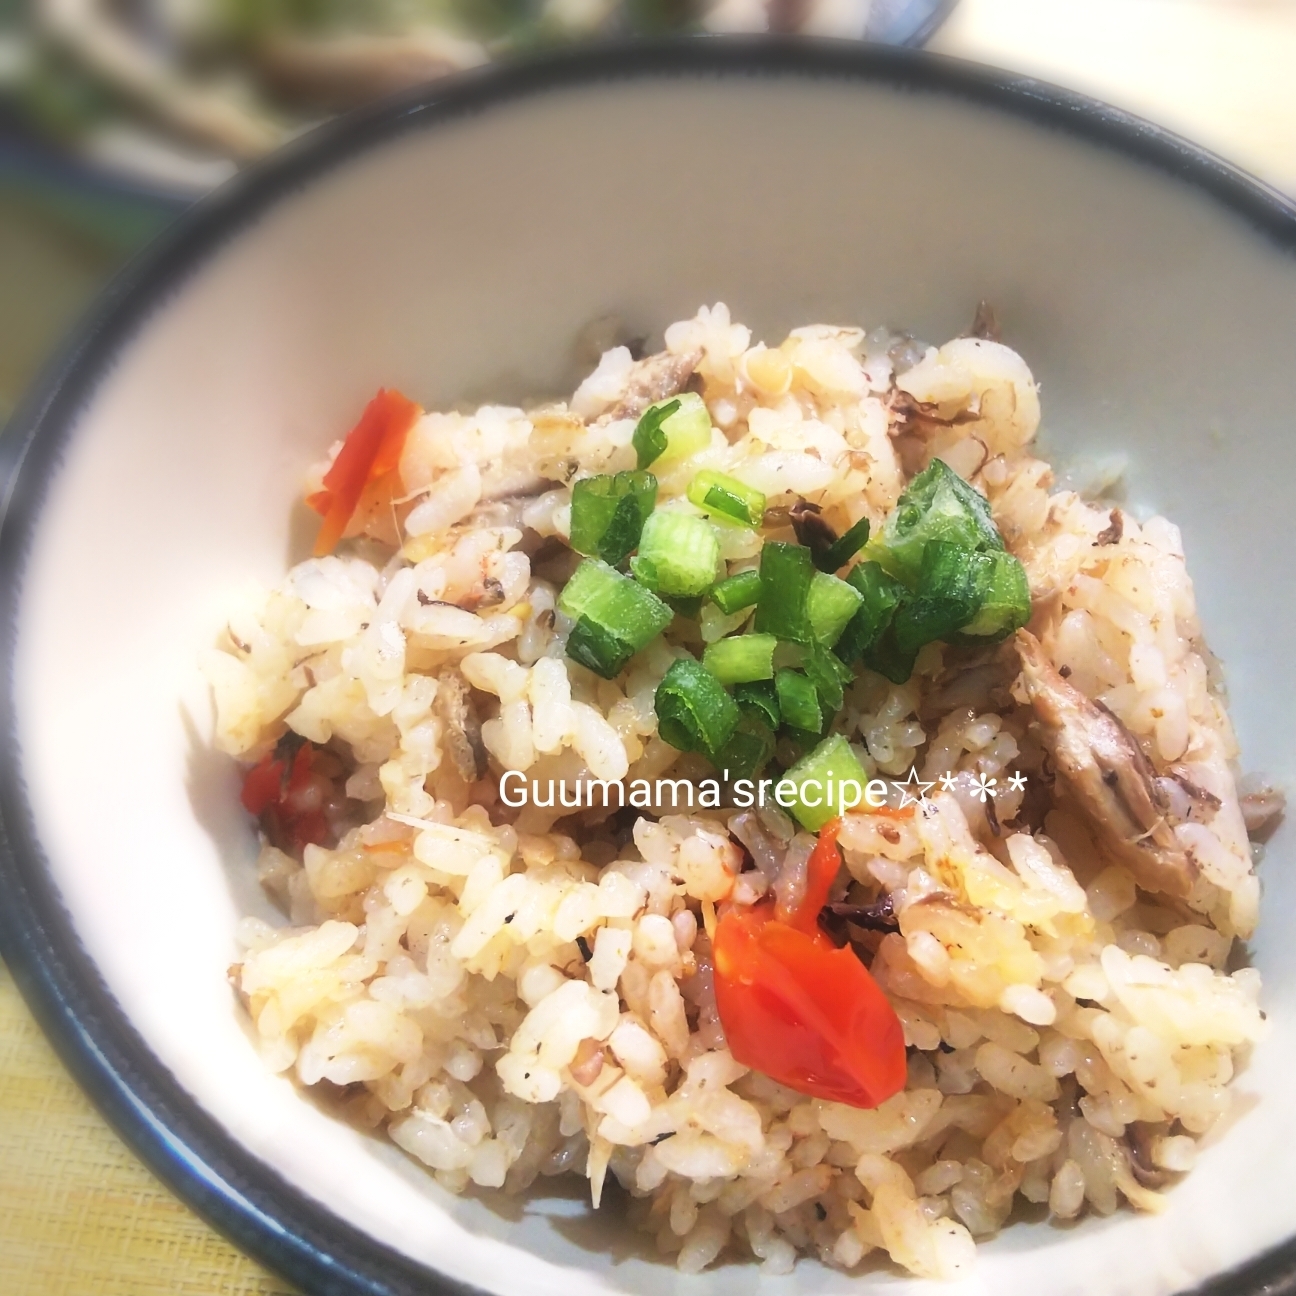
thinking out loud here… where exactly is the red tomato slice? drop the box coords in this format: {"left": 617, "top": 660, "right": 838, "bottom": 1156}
{"left": 312, "top": 388, "right": 421, "bottom": 555}
{"left": 239, "top": 742, "right": 333, "bottom": 858}
{"left": 713, "top": 818, "right": 907, "bottom": 1109}
{"left": 777, "top": 817, "right": 844, "bottom": 935}
{"left": 240, "top": 751, "right": 285, "bottom": 815}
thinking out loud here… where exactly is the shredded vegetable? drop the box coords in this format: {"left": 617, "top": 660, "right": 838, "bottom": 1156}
{"left": 713, "top": 817, "right": 907, "bottom": 1108}
{"left": 549, "top": 443, "right": 1032, "bottom": 779}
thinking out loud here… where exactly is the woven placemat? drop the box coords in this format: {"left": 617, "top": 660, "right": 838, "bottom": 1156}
{"left": 0, "top": 962, "right": 295, "bottom": 1296}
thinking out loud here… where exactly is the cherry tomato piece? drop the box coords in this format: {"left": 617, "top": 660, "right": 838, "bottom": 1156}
{"left": 311, "top": 388, "right": 421, "bottom": 555}
{"left": 713, "top": 817, "right": 907, "bottom": 1109}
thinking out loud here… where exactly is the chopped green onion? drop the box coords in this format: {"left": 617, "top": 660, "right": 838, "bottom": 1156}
{"left": 566, "top": 616, "right": 637, "bottom": 678}
{"left": 956, "top": 550, "right": 1031, "bottom": 641}
{"left": 781, "top": 734, "right": 870, "bottom": 832}
{"left": 775, "top": 669, "right": 822, "bottom": 734}
{"left": 733, "top": 679, "right": 780, "bottom": 730}
{"left": 558, "top": 559, "right": 672, "bottom": 679}
{"left": 655, "top": 658, "right": 740, "bottom": 760}
{"left": 569, "top": 470, "right": 657, "bottom": 566}
{"left": 630, "top": 511, "right": 720, "bottom": 598}
{"left": 633, "top": 392, "right": 712, "bottom": 470}
{"left": 872, "top": 458, "right": 1002, "bottom": 585}
{"left": 814, "top": 514, "right": 872, "bottom": 573}
{"left": 835, "top": 562, "right": 905, "bottom": 664}
{"left": 663, "top": 594, "right": 705, "bottom": 620}
{"left": 807, "top": 571, "right": 865, "bottom": 648}
{"left": 716, "top": 717, "right": 775, "bottom": 781}
{"left": 687, "top": 470, "right": 766, "bottom": 528}
{"left": 863, "top": 626, "right": 920, "bottom": 686}
{"left": 631, "top": 398, "right": 678, "bottom": 469}
{"left": 709, "top": 569, "right": 762, "bottom": 615}
{"left": 754, "top": 542, "right": 815, "bottom": 644}
{"left": 860, "top": 542, "right": 992, "bottom": 685}
{"left": 891, "top": 541, "right": 989, "bottom": 659}
{"left": 702, "top": 633, "right": 777, "bottom": 685}
{"left": 803, "top": 641, "right": 854, "bottom": 714}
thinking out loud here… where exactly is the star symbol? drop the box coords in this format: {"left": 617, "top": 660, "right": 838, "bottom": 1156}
{"left": 893, "top": 766, "right": 936, "bottom": 808}
{"left": 938, "top": 772, "right": 959, "bottom": 793}
{"left": 1007, "top": 771, "right": 1028, "bottom": 793}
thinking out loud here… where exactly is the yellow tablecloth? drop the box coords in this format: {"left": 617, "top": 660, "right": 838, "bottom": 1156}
{"left": 0, "top": 964, "right": 294, "bottom": 1296}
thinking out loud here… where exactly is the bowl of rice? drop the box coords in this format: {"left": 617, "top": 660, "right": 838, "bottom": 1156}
{"left": 1, "top": 36, "right": 1294, "bottom": 1296}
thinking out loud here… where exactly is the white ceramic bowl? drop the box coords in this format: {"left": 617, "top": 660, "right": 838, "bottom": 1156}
{"left": 2, "top": 38, "right": 1294, "bottom": 1296}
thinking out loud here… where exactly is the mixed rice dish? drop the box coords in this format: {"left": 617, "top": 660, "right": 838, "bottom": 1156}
{"left": 205, "top": 304, "right": 1284, "bottom": 1277}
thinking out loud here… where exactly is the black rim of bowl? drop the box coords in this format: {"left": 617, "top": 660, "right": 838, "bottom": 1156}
{"left": 1, "top": 36, "right": 1294, "bottom": 1296}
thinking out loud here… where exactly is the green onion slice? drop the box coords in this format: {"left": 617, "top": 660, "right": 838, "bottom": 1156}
{"left": 862, "top": 624, "right": 921, "bottom": 686}
{"left": 569, "top": 470, "right": 657, "bottom": 566}
{"left": 803, "top": 640, "right": 854, "bottom": 714}
{"left": 775, "top": 668, "right": 822, "bottom": 734}
{"left": 631, "top": 398, "right": 678, "bottom": 470}
{"left": 873, "top": 457, "right": 1003, "bottom": 585}
{"left": 754, "top": 542, "right": 815, "bottom": 644}
{"left": 733, "top": 679, "right": 780, "bottom": 731}
{"left": 781, "top": 734, "right": 871, "bottom": 832}
{"left": 891, "top": 541, "right": 989, "bottom": 658}
{"left": 709, "top": 569, "right": 762, "bottom": 615}
{"left": 687, "top": 470, "right": 767, "bottom": 528}
{"left": 558, "top": 559, "right": 673, "bottom": 679}
{"left": 630, "top": 510, "right": 720, "bottom": 598}
{"left": 566, "top": 616, "right": 636, "bottom": 679}
{"left": 814, "top": 514, "right": 872, "bottom": 573}
{"left": 655, "top": 658, "right": 740, "bottom": 760}
{"left": 701, "top": 633, "right": 777, "bottom": 685}
{"left": 633, "top": 392, "right": 712, "bottom": 470}
{"left": 956, "top": 550, "right": 1031, "bottom": 641}
{"left": 715, "top": 717, "right": 775, "bottom": 781}
{"left": 835, "top": 561, "right": 905, "bottom": 665}
{"left": 807, "top": 570, "right": 865, "bottom": 649}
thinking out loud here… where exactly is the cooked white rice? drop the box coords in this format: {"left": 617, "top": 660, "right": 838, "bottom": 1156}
{"left": 206, "top": 304, "right": 1276, "bottom": 1278}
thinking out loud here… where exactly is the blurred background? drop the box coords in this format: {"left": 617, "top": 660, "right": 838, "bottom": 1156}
{"left": 1, "top": 1, "right": 1294, "bottom": 1292}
